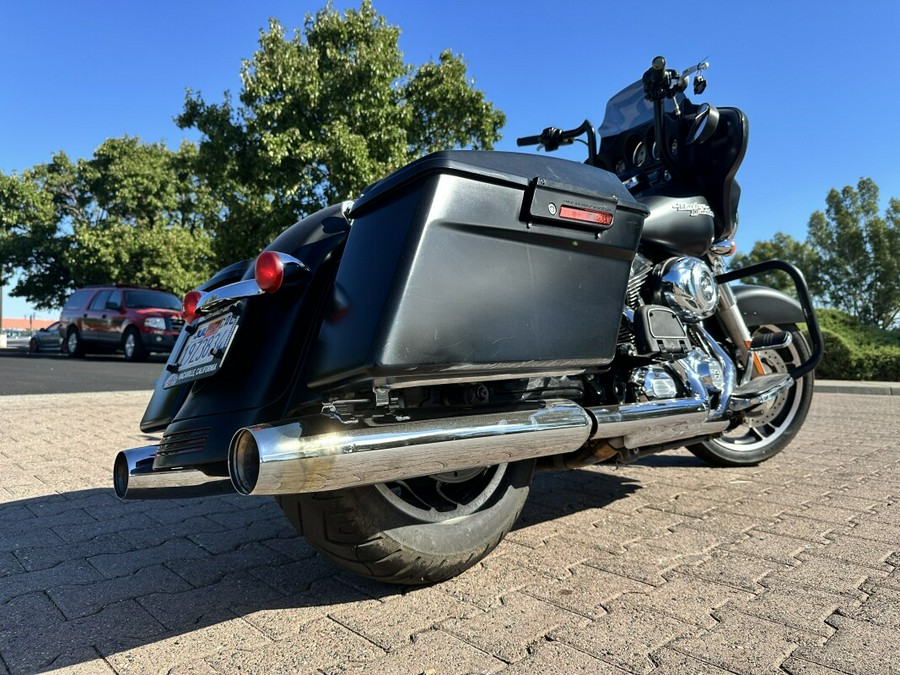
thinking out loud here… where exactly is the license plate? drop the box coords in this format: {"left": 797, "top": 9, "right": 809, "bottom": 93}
{"left": 163, "top": 308, "right": 241, "bottom": 389}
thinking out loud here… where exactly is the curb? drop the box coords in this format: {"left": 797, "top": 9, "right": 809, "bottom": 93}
{"left": 814, "top": 380, "right": 899, "bottom": 396}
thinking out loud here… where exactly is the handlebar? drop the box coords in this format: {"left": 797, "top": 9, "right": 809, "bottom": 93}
{"left": 516, "top": 120, "right": 598, "bottom": 166}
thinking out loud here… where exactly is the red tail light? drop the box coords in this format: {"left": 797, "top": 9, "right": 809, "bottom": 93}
{"left": 255, "top": 252, "right": 284, "bottom": 293}
{"left": 182, "top": 290, "right": 202, "bottom": 324}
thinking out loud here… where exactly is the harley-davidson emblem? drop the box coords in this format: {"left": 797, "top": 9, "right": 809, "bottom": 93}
{"left": 672, "top": 202, "right": 715, "bottom": 218}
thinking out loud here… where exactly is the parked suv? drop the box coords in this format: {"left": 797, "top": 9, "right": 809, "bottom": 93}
{"left": 59, "top": 286, "right": 184, "bottom": 361}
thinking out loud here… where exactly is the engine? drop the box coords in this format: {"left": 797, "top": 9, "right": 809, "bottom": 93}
{"left": 616, "top": 254, "right": 730, "bottom": 405}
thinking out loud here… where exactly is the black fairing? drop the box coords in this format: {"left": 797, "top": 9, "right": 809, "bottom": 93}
{"left": 635, "top": 193, "right": 715, "bottom": 258}
{"left": 147, "top": 204, "right": 350, "bottom": 469}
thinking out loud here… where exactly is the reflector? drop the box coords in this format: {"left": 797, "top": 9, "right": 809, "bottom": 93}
{"left": 559, "top": 205, "right": 613, "bottom": 226}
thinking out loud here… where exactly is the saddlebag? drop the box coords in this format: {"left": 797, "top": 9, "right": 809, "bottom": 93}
{"left": 308, "top": 150, "right": 649, "bottom": 389}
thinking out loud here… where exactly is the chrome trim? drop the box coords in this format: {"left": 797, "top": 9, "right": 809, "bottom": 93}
{"left": 692, "top": 326, "right": 738, "bottom": 420}
{"left": 113, "top": 446, "right": 233, "bottom": 500}
{"left": 709, "top": 239, "right": 736, "bottom": 256}
{"left": 229, "top": 399, "right": 593, "bottom": 495}
{"left": 656, "top": 257, "right": 719, "bottom": 322}
{"left": 376, "top": 369, "right": 586, "bottom": 390}
{"left": 194, "top": 252, "right": 308, "bottom": 318}
{"left": 729, "top": 373, "right": 795, "bottom": 413}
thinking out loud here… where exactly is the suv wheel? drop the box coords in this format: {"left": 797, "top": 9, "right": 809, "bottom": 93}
{"left": 66, "top": 328, "right": 85, "bottom": 358}
{"left": 123, "top": 327, "right": 148, "bottom": 362}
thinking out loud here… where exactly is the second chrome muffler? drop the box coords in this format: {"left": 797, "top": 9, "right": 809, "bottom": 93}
{"left": 229, "top": 399, "right": 592, "bottom": 495}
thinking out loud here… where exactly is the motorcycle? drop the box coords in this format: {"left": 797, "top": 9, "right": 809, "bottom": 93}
{"left": 115, "top": 57, "right": 823, "bottom": 585}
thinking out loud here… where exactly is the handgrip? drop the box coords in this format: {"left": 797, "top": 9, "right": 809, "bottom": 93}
{"left": 516, "top": 135, "right": 542, "bottom": 146}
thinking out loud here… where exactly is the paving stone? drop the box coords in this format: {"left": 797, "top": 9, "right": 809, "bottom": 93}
{"left": 259, "top": 535, "right": 318, "bottom": 562}
{"left": 784, "top": 502, "right": 863, "bottom": 525}
{"left": 523, "top": 563, "right": 652, "bottom": 620}
{"left": 727, "top": 578, "right": 849, "bottom": 636}
{"left": 644, "top": 524, "right": 727, "bottom": 556}
{"left": 87, "top": 538, "right": 209, "bottom": 579}
{"left": 0, "top": 552, "right": 24, "bottom": 578}
{"left": 143, "top": 496, "right": 248, "bottom": 525}
{"left": 676, "top": 509, "right": 761, "bottom": 539}
{"left": 842, "top": 586, "right": 900, "bottom": 629}
{"left": 551, "top": 596, "right": 694, "bottom": 674}
{"left": 756, "top": 515, "right": 835, "bottom": 544}
{"left": 726, "top": 530, "right": 816, "bottom": 565}
{"left": 678, "top": 548, "right": 792, "bottom": 592}
{"left": 791, "top": 614, "right": 900, "bottom": 674}
{"left": 248, "top": 553, "right": 345, "bottom": 597}
{"left": 632, "top": 572, "right": 753, "bottom": 628}
{"left": 13, "top": 533, "right": 133, "bottom": 572}
{"left": 670, "top": 611, "right": 821, "bottom": 673}
{"left": 39, "top": 647, "right": 117, "bottom": 674}
{"left": 48, "top": 564, "right": 193, "bottom": 620}
{"left": 507, "top": 535, "right": 596, "bottom": 579}
{"left": 164, "top": 541, "right": 291, "bottom": 587}
{"left": 586, "top": 541, "right": 708, "bottom": 587}
{"left": 136, "top": 571, "right": 282, "bottom": 631}
{"left": 333, "top": 586, "right": 480, "bottom": 650}
{"left": 439, "top": 555, "right": 547, "bottom": 610}
{"left": 442, "top": 592, "right": 585, "bottom": 663}
{"left": 206, "top": 617, "right": 382, "bottom": 674}
{"left": 842, "top": 517, "right": 900, "bottom": 545}
{"left": 0, "top": 591, "right": 64, "bottom": 632}
{"left": 0, "top": 559, "right": 103, "bottom": 605}
{"left": 811, "top": 529, "right": 895, "bottom": 570}
{"left": 117, "top": 515, "right": 226, "bottom": 548}
{"left": 339, "top": 629, "right": 506, "bottom": 675}
{"left": 650, "top": 648, "right": 738, "bottom": 674}
{"left": 50, "top": 513, "right": 150, "bottom": 545}
{"left": 502, "top": 639, "right": 627, "bottom": 674}
{"left": 0, "top": 599, "right": 164, "bottom": 674}
{"left": 101, "top": 612, "right": 271, "bottom": 674}
{"left": 780, "top": 656, "right": 855, "bottom": 674}
{"left": 188, "top": 516, "right": 293, "bottom": 554}
{"left": 646, "top": 493, "right": 723, "bottom": 518}
{"left": 768, "top": 554, "right": 885, "bottom": 597}
{"left": 718, "top": 497, "right": 787, "bottom": 520}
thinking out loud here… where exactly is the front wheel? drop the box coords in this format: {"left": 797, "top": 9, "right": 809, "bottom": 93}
{"left": 123, "top": 327, "right": 148, "bottom": 362}
{"left": 65, "top": 328, "right": 85, "bottom": 358}
{"left": 278, "top": 460, "right": 535, "bottom": 585}
{"left": 687, "top": 324, "right": 814, "bottom": 466}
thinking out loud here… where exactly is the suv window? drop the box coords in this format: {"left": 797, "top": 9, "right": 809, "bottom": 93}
{"left": 63, "top": 289, "right": 94, "bottom": 312}
{"left": 88, "top": 291, "right": 111, "bottom": 311}
{"left": 124, "top": 290, "right": 181, "bottom": 310}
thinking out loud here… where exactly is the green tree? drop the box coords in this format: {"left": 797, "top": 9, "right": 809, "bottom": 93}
{"left": 178, "top": 1, "right": 505, "bottom": 265}
{"left": 730, "top": 232, "right": 818, "bottom": 296}
{"left": 807, "top": 178, "right": 900, "bottom": 329}
{"left": 733, "top": 178, "right": 900, "bottom": 329}
{"left": 0, "top": 139, "right": 215, "bottom": 309}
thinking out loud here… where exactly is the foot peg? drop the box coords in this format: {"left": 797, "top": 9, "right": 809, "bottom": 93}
{"left": 729, "top": 373, "right": 794, "bottom": 412}
{"left": 749, "top": 331, "right": 792, "bottom": 352}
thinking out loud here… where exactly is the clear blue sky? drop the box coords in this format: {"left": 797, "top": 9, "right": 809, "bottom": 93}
{"left": 2, "top": 0, "right": 898, "bottom": 319}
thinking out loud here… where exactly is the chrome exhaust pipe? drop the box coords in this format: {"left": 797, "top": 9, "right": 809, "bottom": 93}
{"left": 229, "top": 399, "right": 593, "bottom": 496}
{"left": 114, "top": 446, "right": 234, "bottom": 500}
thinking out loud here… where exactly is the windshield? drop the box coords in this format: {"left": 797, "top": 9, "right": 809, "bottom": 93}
{"left": 124, "top": 290, "right": 181, "bottom": 311}
{"left": 599, "top": 80, "right": 682, "bottom": 138}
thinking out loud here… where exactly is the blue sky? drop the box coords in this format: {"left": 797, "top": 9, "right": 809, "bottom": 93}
{"left": 2, "top": 0, "right": 898, "bottom": 319}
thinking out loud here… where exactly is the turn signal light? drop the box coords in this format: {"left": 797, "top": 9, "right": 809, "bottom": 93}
{"left": 182, "top": 290, "right": 202, "bottom": 324}
{"left": 255, "top": 251, "right": 284, "bottom": 293}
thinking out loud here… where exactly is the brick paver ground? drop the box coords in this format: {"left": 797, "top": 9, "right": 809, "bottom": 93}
{"left": 0, "top": 391, "right": 898, "bottom": 674}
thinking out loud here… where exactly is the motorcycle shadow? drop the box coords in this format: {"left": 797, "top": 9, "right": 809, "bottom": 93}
{"left": 0, "top": 470, "right": 641, "bottom": 672}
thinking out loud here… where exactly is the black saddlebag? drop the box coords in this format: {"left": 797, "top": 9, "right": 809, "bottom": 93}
{"left": 308, "top": 150, "right": 649, "bottom": 389}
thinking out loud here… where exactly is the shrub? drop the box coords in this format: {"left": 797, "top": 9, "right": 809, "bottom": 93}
{"left": 810, "top": 309, "right": 900, "bottom": 380}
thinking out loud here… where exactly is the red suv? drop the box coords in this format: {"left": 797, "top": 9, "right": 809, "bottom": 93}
{"left": 59, "top": 286, "right": 185, "bottom": 361}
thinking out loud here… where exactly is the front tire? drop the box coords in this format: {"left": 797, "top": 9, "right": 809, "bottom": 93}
{"left": 688, "top": 324, "right": 814, "bottom": 466}
{"left": 278, "top": 460, "right": 535, "bottom": 585}
{"left": 123, "top": 327, "right": 148, "bottom": 361}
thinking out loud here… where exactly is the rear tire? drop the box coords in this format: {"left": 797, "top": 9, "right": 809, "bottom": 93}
{"left": 65, "top": 328, "right": 85, "bottom": 358}
{"left": 29, "top": 338, "right": 40, "bottom": 353}
{"left": 687, "top": 324, "right": 813, "bottom": 466}
{"left": 278, "top": 460, "right": 535, "bottom": 585}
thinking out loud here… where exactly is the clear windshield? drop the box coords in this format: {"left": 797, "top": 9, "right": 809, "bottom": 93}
{"left": 598, "top": 80, "right": 683, "bottom": 138}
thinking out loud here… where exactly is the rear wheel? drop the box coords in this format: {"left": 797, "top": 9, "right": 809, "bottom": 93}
{"left": 65, "top": 328, "right": 85, "bottom": 358}
{"left": 278, "top": 460, "right": 535, "bottom": 585}
{"left": 688, "top": 324, "right": 813, "bottom": 466}
{"left": 29, "top": 338, "right": 40, "bottom": 353}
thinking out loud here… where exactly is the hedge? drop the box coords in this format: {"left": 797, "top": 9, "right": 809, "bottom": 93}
{"left": 810, "top": 309, "right": 900, "bottom": 381}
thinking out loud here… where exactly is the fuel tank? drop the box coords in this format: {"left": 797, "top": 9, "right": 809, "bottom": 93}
{"left": 637, "top": 194, "right": 715, "bottom": 258}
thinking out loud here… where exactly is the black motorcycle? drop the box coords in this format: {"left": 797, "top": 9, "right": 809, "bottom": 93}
{"left": 115, "top": 57, "right": 823, "bottom": 585}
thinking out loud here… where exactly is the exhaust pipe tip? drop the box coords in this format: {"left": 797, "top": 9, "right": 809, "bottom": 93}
{"left": 229, "top": 429, "right": 261, "bottom": 496}
{"left": 113, "top": 451, "right": 132, "bottom": 499}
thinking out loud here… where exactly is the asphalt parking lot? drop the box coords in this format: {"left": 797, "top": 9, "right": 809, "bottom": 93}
{"left": 1, "top": 389, "right": 898, "bottom": 674}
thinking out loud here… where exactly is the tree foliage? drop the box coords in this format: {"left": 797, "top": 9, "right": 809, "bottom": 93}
{"left": 734, "top": 178, "right": 900, "bottom": 329}
{"left": 177, "top": 1, "right": 505, "bottom": 264}
{"left": 0, "top": 140, "right": 215, "bottom": 309}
